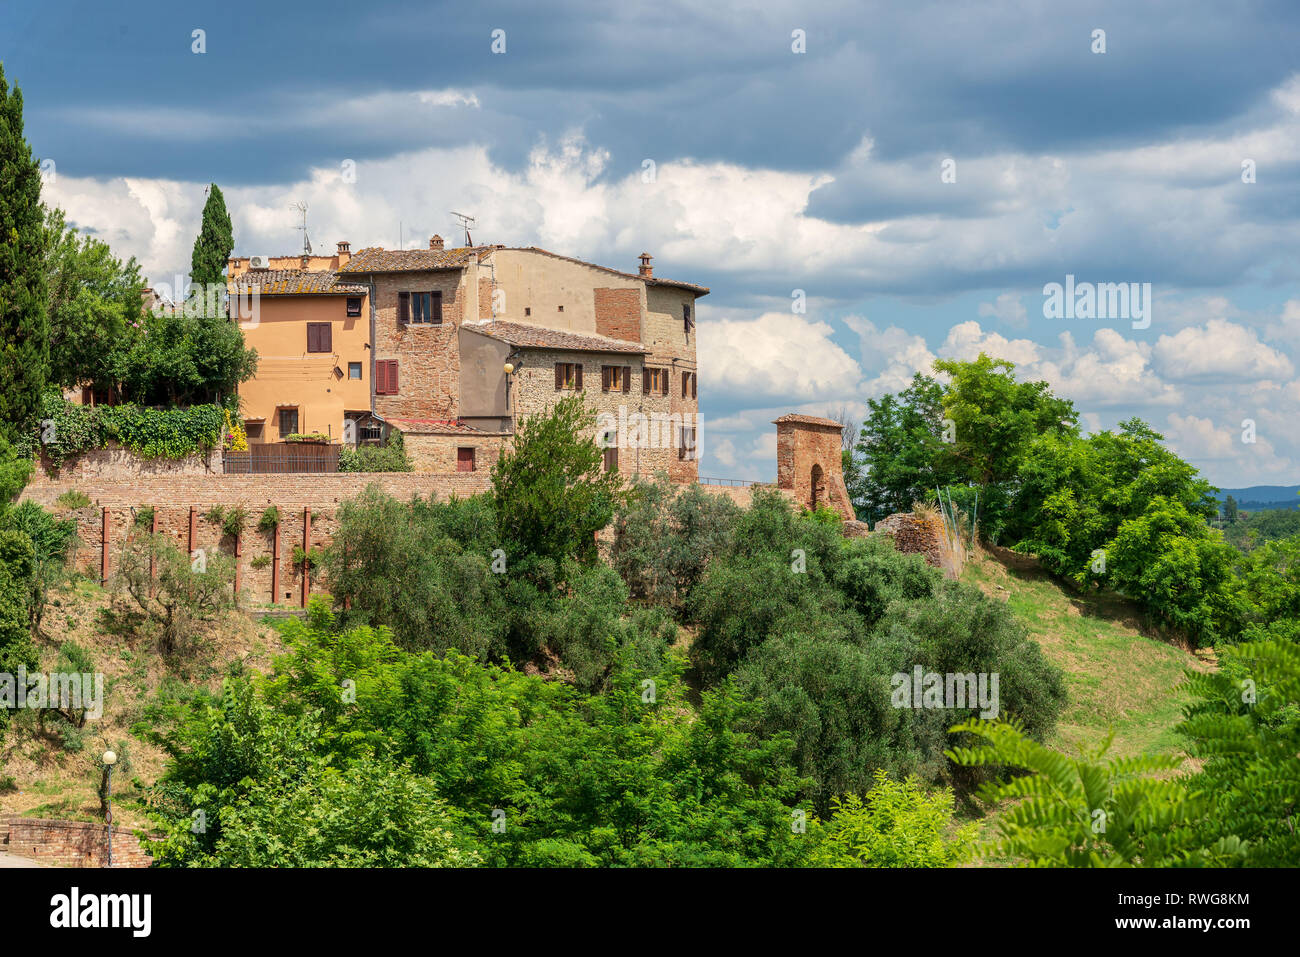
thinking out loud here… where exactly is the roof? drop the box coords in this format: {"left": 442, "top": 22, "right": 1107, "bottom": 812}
{"left": 385, "top": 417, "right": 510, "bottom": 436}
{"left": 337, "top": 246, "right": 496, "bottom": 274}
{"left": 337, "top": 243, "right": 709, "bottom": 295}
{"left": 772, "top": 414, "right": 845, "bottom": 429}
{"left": 462, "top": 319, "right": 649, "bottom": 354}
{"left": 233, "top": 269, "right": 368, "bottom": 296}
{"left": 504, "top": 246, "right": 710, "bottom": 295}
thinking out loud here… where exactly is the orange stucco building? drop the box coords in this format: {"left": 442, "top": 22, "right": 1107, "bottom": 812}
{"left": 230, "top": 247, "right": 372, "bottom": 443}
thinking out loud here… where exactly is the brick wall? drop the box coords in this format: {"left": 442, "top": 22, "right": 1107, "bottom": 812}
{"left": 3, "top": 816, "right": 153, "bottom": 868}
{"left": 28, "top": 445, "right": 221, "bottom": 488}
{"left": 874, "top": 511, "right": 964, "bottom": 578}
{"left": 774, "top": 419, "right": 855, "bottom": 521}
{"left": 593, "top": 287, "right": 642, "bottom": 341}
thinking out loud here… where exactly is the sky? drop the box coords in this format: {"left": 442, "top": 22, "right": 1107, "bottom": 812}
{"left": 5, "top": 0, "right": 1300, "bottom": 487}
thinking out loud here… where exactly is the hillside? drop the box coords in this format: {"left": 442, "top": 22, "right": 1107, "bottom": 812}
{"left": 0, "top": 580, "right": 286, "bottom": 835}
{"left": 1214, "top": 484, "right": 1300, "bottom": 510}
{"left": 962, "top": 546, "right": 1210, "bottom": 762}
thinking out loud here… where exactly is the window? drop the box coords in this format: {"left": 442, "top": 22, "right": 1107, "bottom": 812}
{"left": 457, "top": 447, "right": 476, "bottom": 472}
{"left": 603, "top": 446, "right": 619, "bottom": 473}
{"left": 682, "top": 370, "right": 697, "bottom": 398}
{"left": 245, "top": 422, "right": 265, "bottom": 443}
{"left": 346, "top": 297, "right": 362, "bottom": 317}
{"left": 524, "top": 307, "right": 531, "bottom": 316}
{"left": 601, "top": 365, "right": 631, "bottom": 392}
{"left": 307, "top": 322, "right": 332, "bottom": 353}
{"left": 679, "top": 426, "right": 697, "bottom": 461}
{"left": 683, "top": 303, "right": 693, "bottom": 333}
{"left": 557, "top": 305, "right": 564, "bottom": 313}
{"left": 643, "top": 367, "right": 668, "bottom": 395}
{"left": 375, "top": 360, "right": 399, "bottom": 395}
{"left": 278, "top": 408, "right": 299, "bottom": 437}
{"left": 554, "top": 362, "right": 582, "bottom": 391}
{"left": 348, "top": 362, "right": 362, "bottom": 380}
{"left": 404, "top": 290, "right": 443, "bottom": 324}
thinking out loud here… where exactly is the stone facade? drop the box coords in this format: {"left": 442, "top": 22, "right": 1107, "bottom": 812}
{"left": 403, "top": 432, "right": 510, "bottom": 473}
{"left": 512, "top": 347, "right": 695, "bottom": 479}
{"left": 367, "top": 268, "right": 471, "bottom": 420}
{"left": 774, "top": 414, "right": 855, "bottom": 521}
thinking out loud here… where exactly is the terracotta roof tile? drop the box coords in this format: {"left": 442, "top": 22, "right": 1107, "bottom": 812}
{"left": 337, "top": 246, "right": 495, "bottom": 273}
{"left": 462, "top": 320, "right": 649, "bottom": 354}
{"left": 233, "top": 270, "right": 368, "bottom": 296}
{"left": 772, "top": 413, "right": 845, "bottom": 428}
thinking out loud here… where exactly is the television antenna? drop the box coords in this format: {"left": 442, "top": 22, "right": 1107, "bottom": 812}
{"left": 451, "top": 211, "right": 475, "bottom": 246}
{"left": 290, "top": 201, "right": 312, "bottom": 255}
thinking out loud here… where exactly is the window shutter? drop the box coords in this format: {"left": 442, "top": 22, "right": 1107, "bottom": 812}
{"left": 622, "top": 366, "right": 630, "bottom": 393}
{"left": 390, "top": 360, "right": 399, "bottom": 393}
{"left": 397, "top": 292, "right": 410, "bottom": 323}
{"left": 643, "top": 369, "right": 650, "bottom": 394}
{"left": 432, "top": 291, "right": 443, "bottom": 324}
{"left": 575, "top": 365, "right": 583, "bottom": 391}
{"left": 692, "top": 373, "right": 697, "bottom": 398}
{"left": 555, "top": 364, "right": 563, "bottom": 390}
{"left": 374, "top": 361, "right": 385, "bottom": 395}
{"left": 306, "top": 324, "right": 317, "bottom": 353}
{"left": 682, "top": 372, "right": 688, "bottom": 398}
{"left": 322, "top": 323, "right": 332, "bottom": 352}
{"left": 601, "top": 367, "right": 610, "bottom": 392}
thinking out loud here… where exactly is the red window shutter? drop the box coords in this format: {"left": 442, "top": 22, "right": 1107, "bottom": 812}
{"left": 555, "top": 364, "right": 564, "bottom": 390}
{"left": 374, "top": 360, "right": 385, "bottom": 394}
{"left": 574, "top": 364, "right": 583, "bottom": 391}
{"left": 432, "top": 291, "right": 443, "bottom": 324}
{"left": 389, "top": 360, "right": 399, "bottom": 393}
{"left": 397, "top": 292, "right": 410, "bottom": 323}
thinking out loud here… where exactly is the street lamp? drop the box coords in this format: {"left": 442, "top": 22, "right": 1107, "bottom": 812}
{"left": 102, "top": 750, "right": 116, "bottom": 868}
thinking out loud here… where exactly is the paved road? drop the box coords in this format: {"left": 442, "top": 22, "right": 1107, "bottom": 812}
{"left": 0, "top": 851, "right": 46, "bottom": 867}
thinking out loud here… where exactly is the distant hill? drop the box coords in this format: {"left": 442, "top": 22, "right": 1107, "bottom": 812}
{"left": 1213, "top": 485, "right": 1299, "bottom": 510}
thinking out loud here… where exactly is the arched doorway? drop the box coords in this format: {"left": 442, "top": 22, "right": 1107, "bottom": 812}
{"left": 810, "top": 463, "right": 824, "bottom": 509}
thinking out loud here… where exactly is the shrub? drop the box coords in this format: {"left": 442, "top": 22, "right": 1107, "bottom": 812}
{"left": 221, "top": 505, "right": 247, "bottom": 539}
{"left": 610, "top": 475, "right": 740, "bottom": 613}
{"left": 133, "top": 506, "right": 155, "bottom": 529}
{"left": 338, "top": 431, "right": 412, "bottom": 473}
{"left": 34, "top": 391, "right": 226, "bottom": 468}
{"left": 811, "top": 770, "right": 978, "bottom": 867}
{"left": 250, "top": 555, "right": 271, "bottom": 570}
{"left": 3, "top": 500, "right": 76, "bottom": 632}
{"left": 115, "top": 532, "right": 235, "bottom": 654}
{"left": 54, "top": 489, "right": 91, "bottom": 510}
{"left": 257, "top": 505, "right": 280, "bottom": 533}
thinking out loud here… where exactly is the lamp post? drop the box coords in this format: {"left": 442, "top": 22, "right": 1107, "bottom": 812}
{"left": 102, "top": 750, "right": 116, "bottom": 867}
{"left": 504, "top": 361, "right": 519, "bottom": 438}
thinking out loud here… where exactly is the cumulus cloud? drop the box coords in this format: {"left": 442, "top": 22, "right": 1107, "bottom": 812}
{"left": 698, "top": 313, "right": 862, "bottom": 401}
{"left": 1153, "top": 318, "right": 1294, "bottom": 382}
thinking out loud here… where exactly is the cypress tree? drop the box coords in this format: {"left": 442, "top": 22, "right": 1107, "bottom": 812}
{"left": 190, "top": 182, "right": 233, "bottom": 292}
{"left": 0, "top": 62, "right": 50, "bottom": 441}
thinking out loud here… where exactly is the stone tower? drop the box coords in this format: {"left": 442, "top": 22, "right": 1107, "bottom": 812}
{"left": 773, "top": 414, "right": 856, "bottom": 521}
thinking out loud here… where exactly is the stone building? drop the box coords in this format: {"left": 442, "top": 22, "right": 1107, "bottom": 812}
{"left": 333, "top": 240, "right": 708, "bottom": 478}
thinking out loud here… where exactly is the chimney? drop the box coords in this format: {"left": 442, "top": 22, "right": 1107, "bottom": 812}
{"left": 336, "top": 241, "right": 351, "bottom": 268}
{"left": 300, "top": 254, "right": 311, "bottom": 270}
{"left": 430, "top": 235, "right": 444, "bottom": 251}
{"left": 638, "top": 252, "right": 653, "bottom": 278}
